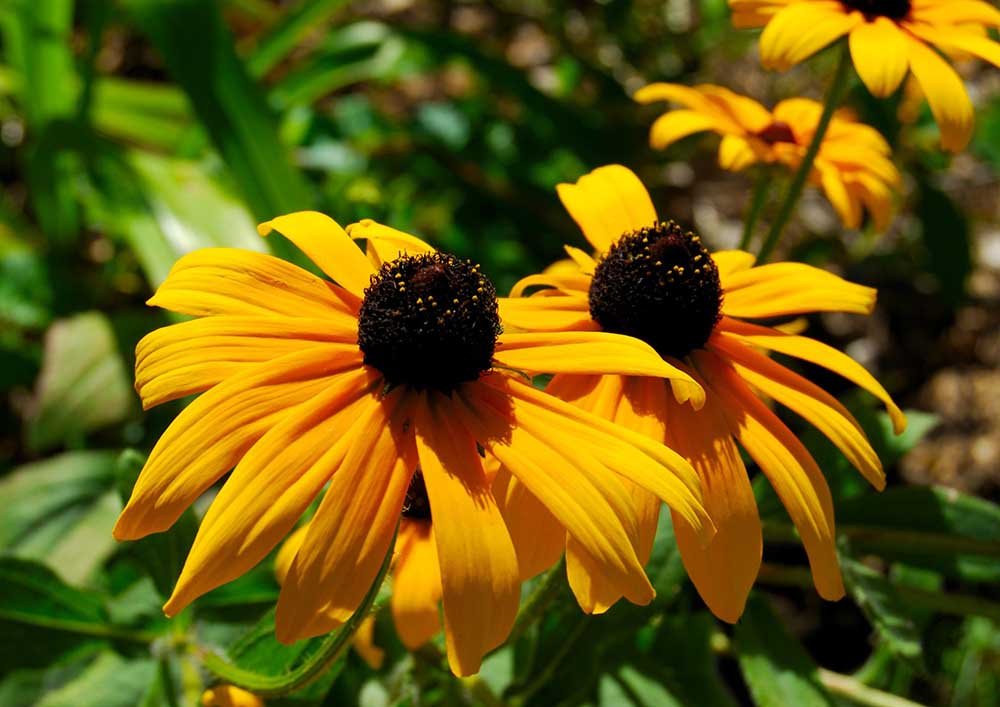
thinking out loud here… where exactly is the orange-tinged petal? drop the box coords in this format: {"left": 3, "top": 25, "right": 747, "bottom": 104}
{"left": 275, "top": 391, "right": 413, "bottom": 641}
{"left": 414, "top": 392, "right": 519, "bottom": 677}
{"left": 849, "top": 18, "right": 910, "bottom": 97}
{"left": 391, "top": 520, "right": 443, "bottom": 649}
{"left": 498, "top": 294, "right": 598, "bottom": 332}
{"left": 149, "top": 248, "right": 360, "bottom": 318}
{"left": 719, "top": 317, "right": 907, "bottom": 434}
{"left": 493, "top": 465, "right": 565, "bottom": 581}
{"left": 352, "top": 616, "right": 385, "bottom": 670}
{"left": 114, "top": 346, "right": 362, "bottom": 541}
{"left": 661, "top": 372, "right": 761, "bottom": 624}
{"left": 346, "top": 218, "right": 436, "bottom": 269}
{"left": 714, "top": 333, "right": 884, "bottom": 489}
{"left": 258, "top": 211, "right": 375, "bottom": 297}
{"left": 135, "top": 315, "right": 357, "bottom": 409}
{"left": 760, "top": 2, "right": 861, "bottom": 71}
{"left": 694, "top": 349, "right": 844, "bottom": 600}
{"left": 722, "top": 262, "right": 877, "bottom": 317}
{"left": 905, "top": 31, "right": 974, "bottom": 152}
{"left": 201, "top": 685, "right": 263, "bottom": 707}
{"left": 556, "top": 165, "right": 658, "bottom": 253}
{"left": 494, "top": 332, "right": 704, "bottom": 392}
{"left": 164, "top": 367, "right": 380, "bottom": 615}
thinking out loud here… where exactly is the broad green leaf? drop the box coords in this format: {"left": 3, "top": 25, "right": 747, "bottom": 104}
{"left": 642, "top": 614, "right": 738, "bottom": 707}
{"left": 734, "top": 594, "right": 833, "bottom": 707}
{"left": 0, "top": 451, "right": 120, "bottom": 585}
{"left": 601, "top": 666, "right": 682, "bottom": 707}
{"left": 915, "top": 182, "right": 970, "bottom": 306}
{"left": 246, "top": 0, "right": 351, "bottom": 77}
{"left": 26, "top": 312, "right": 135, "bottom": 451}
{"left": 36, "top": 652, "right": 156, "bottom": 707}
{"left": 839, "top": 546, "right": 924, "bottom": 667}
{"left": 837, "top": 486, "right": 1000, "bottom": 583}
{"left": 0, "top": 222, "right": 52, "bottom": 332}
{"left": 92, "top": 78, "right": 194, "bottom": 151}
{"left": 124, "top": 0, "right": 312, "bottom": 225}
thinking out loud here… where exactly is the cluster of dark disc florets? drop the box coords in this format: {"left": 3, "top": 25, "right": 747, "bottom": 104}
{"left": 358, "top": 252, "right": 501, "bottom": 390}
{"left": 401, "top": 470, "right": 431, "bottom": 521}
{"left": 841, "top": 0, "right": 910, "bottom": 20}
{"left": 589, "top": 221, "right": 723, "bottom": 360}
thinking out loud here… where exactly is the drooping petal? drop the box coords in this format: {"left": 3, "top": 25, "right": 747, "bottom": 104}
{"left": 114, "top": 346, "right": 363, "bottom": 540}
{"left": 556, "top": 165, "right": 658, "bottom": 253}
{"left": 849, "top": 18, "right": 910, "bottom": 97}
{"left": 493, "top": 332, "right": 704, "bottom": 395}
{"left": 713, "top": 250, "right": 758, "bottom": 280}
{"left": 275, "top": 391, "right": 413, "bottom": 641}
{"left": 759, "top": 2, "right": 861, "bottom": 71}
{"left": 905, "top": 32, "right": 974, "bottom": 152}
{"left": 163, "top": 367, "right": 380, "bottom": 615}
{"left": 135, "top": 315, "right": 358, "bottom": 409}
{"left": 660, "top": 370, "right": 762, "bottom": 624}
{"left": 498, "top": 294, "right": 599, "bottom": 332}
{"left": 391, "top": 520, "right": 443, "bottom": 649}
{"left": 816, "top": 159, "right": 863, "bottom": 229}
{"left": 647, "top": 110, "right": 724, "bottom": 151}
{"left": 713, "top": 333, "right": 885, "bottom": 489}
{"left": 148, "top": 248, "right": 360, "bottom": 318}
{"left": 911, "top": 0, "right": 1000, "bottom": 27}
{"left": 722, "top": 262, "right": 877, "bottom": 317}
{"left": 493, "top": 465, "right": 565, "bottom": 581}
{"left": 911, "top": 25, "right": 1000, "bottom": 68}
{"left": 413, "top": 391, "right": 520, "bottom": 677}
{"left": 718, "top": 317, "right": 907, "bottom": 433}
{"left": 693, "top": 349, "right": 844, "bottom": 600}
{"left": 258, "top": 211, "right": 375, "bottom": 297}
{"left": 718, "top": 135, "right": 761, "bottom": 171}
{"left": 508, "top": 273, "right": 593, "bottom": 298}
{"left": 346, "top": 219, "right": 436, "bottom": 269}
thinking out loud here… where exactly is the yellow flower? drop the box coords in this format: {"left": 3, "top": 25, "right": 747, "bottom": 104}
{"left": 728, "top": 0, "right": 1000, "bottom": 152}
{"left": 114, "top": 211, "right": 713, "bottom": 676}
{"left": 634, "top": 83, "right": 900, "bottom": 231}
{"left": 501, "top": 165, "right": 906, "bottom": 622}
{"left": 201, "top": 685, "right": 263, "bottom": 707}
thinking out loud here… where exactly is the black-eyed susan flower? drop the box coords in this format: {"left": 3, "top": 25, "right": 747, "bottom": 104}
{"left": 500, "top": 165, "right": 906, "bottom": 622}
{"left": 634, "top": 83, "right": 900, "bottom": 231}
{"left": 114, "top": 211, "right": 713, "bottom": 676}
{"left": 728, "top": 0, "right": 1000, "bottom": 152}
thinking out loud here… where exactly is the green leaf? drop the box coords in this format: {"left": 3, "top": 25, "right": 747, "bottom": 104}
{"left": 734, "top": 594, "right": 833, "bottom": 707}
{"left": 915, "top": 181, "right": 971, "bottom": 306}
{"left": 839, "top": 546, "right": 924, "bottom": 668}
{"left": 124, "top": 0, "right": 312, "bottom": 224}
{"left": 0, "top": 451, "right": 120, "bottom": 585}
{"left": 26, "top": 312, "right": 135, "bottom": 451}
{"left": 837, "top": 486, "right": 1000, "bottom": 583}
{"left": 35, "top": 652, "right": 157, "bottom": 707}
{"left": 246, "top": 0, "right": 351, "bottom": 77}
{"left": 641, "top": 614, "right": 738, "bottom": 707}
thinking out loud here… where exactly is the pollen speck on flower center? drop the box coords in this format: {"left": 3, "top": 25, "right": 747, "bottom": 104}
{"left": 358, "top": 252, "right": 501, "bottom": 390}
{"left": 840, "top": 0, "right": 911, "bottom": 21}
{"left": 589, "top": 221, "right": 723, "bottom": 360}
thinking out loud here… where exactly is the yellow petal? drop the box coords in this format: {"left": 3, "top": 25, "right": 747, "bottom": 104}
{"left": 714, "top": 333, "right": 884, "bottom": 489}
{"left": 647, "top": 110, "right": 723, "bottom": 151}
{"left": 346, "top": 218, "right": 436, "bottom": 269}
{"left": 556, "top": 165, "right": 658, "bottom": 253}
{"left": 275, "top": 392, "right": 413, "bottom": 641}
{"left": 498, "top": 294, "right": 598, "bottom": 332}
{"left": 352, "top": 615, "right": 385, "bottom": 670}
{"left": 660, "top": 373, "right": 761, "bottom": 624}
{"left": 414, "top": 391, "right": 520, "bottom": 677}
{"left": 201, "top": 685, "right": 264, "bottom": 707}
{"left": 258, "top": 211, "right": 375, "bottom": 297}
{"left": 391, "top": 520, "right": 443, "bottom": 649}
{"left": 816, "top": 159, "right": 862, "bottom": 230}
{"left": 164, "top": 368, "right": 380, "bottom": 615}
{"left": 849, "top": 18, "right": 910, "bottom": 97}
{"left": 149, "top": 248, "right": 360, "bottom": 318}
{"left": 718, "top": 135, "right": 760, "bottom": 171}
{"left": 494, "top": 332, "right": 704, "bottom": 392}
{"left": 694, "top": 349, "right": 844, "bottom": 600}
{"left": 722, "top": 262, "right": 877, "bottom": 317}
{"left": 760, "top": 2, "right": 861, "bottom": 71}
{"left": 564, "top": 245, "right": 598, "bottom": 273}
{"left": 912, "top": 0, "right": 1000, "bottom": 26}
{"left": 493, "top": 465, "right": 565, "bottom": 581}
{"left": 719, "top": 317, "right": 907, "bottom": 434}
{"left": 508, "top": 272, "right": 593, "bottom": 298}
{"left": 905, "top": 31, "right": 974, "bottom": 152}
{"left": 712, "top": 250, "right": 758, "bottom": 279}
{"left": 911, "top": 25, "right": 1000, "bottom": 69}
{"left": 114, "top": 347, "right": 362, "bottom": 541}
{"left": 135, "top": 315, "right": 357, "bottom": 409}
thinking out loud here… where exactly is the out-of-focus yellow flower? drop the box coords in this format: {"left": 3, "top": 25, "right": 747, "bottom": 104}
{"left": 635, "top": 83, "right": 901, "bottom": 231}
{"left": 201, "top": 685, "right": 263, "bottom": 707}
{"left": 728, "top": 0, "right": 1000, "bottom": 152}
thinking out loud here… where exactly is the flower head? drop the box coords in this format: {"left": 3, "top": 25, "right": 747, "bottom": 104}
{"left": 501, "top": 165, "right": 906, "bottom": 621}
{"left": 201, "top": 685, "right": 263, "bottom": 707}
{"left": 728, "top": 0, "right": 1000, "bottom": 151}
{"left": 635, "top": 83, "right": 900, "bottom": 230}
{"left": 114, "top": 211, "right": 713, "bottom": 676}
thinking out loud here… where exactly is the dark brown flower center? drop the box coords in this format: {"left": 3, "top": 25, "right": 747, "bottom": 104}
{"left": 358, "top": 252, "right": 500, "bottom": 390}
{"left": 589, "top": 222, "right": 723, "bottom": 360}
{"left": 840, "top": 0, "right": 910, "bottom": 20}
{"left": 756, "top": 121, "right": 797, "bottom": 146}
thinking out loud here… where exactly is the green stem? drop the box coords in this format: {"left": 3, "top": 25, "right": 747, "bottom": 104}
{"left": 739, "top": 171, "right": 771, "bottom": 251}
{"left": 818, "top": 668, "right": 929, "bottom": 707}
{"left": 761, "top": 522, "right": 1000, "bottom": 560}
{"left": 757, "top": 42, "right": 852, "bottom": 262}
{"left": 510, "top": 614, "right": 589, "bottom": 705}
{"left": 197, "top": 524, "right": 398, "bottom": 698}
{"left": 505, "top": 557, "right": 566, "bottom": 646}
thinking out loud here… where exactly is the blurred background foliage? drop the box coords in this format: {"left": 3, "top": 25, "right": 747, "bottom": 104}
{"left": 1, "top": 1, "right": 1000, "bottom": 705}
